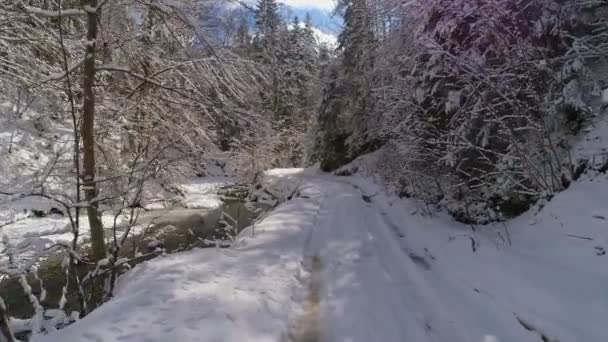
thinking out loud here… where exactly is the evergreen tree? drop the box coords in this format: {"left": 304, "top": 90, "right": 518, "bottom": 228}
{"left": 302, "top": 13, "right": 318, "bottom": 68}
{"left": 292, "top": 16, "right": 301, "bottom": 35}
{"left": 251, "top": 0, "right": 324, "bottom": 167}
{"left": 337, "top": 0, "right": 375, "bottom": 73}
{"left": 315, "top": 0, "right": 378, "bottom": 170}
{"left": 235, "top": 15, "right": 251, "bottom": 52}
{"left": 304, "top": 12, "right": 313, "bottom": 30}
{"left": 254, "top": 0, "right": 281, "bottom": 56}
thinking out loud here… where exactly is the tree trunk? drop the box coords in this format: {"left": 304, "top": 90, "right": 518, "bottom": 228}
{"left": 81, "top": 0, "right": 106, "bottom": 262}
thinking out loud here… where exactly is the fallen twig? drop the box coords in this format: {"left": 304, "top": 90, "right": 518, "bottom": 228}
{"left": 565, "top": 234, "right": 594, "bottom": 241}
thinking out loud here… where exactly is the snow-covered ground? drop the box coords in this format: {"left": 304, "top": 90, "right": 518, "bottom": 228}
{"left": 31, "top": 169, "right": 608, "bottom": 342}
{"left": 32, "top": 170, "right": 319, "bottom": 341}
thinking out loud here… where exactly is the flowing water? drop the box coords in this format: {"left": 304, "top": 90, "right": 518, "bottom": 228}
{"left": 0, "top": 200, "right": 253, "bottom": 321}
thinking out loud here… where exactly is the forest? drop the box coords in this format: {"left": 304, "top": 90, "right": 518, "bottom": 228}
{"left": 0, "top": 0, "right": 607, "bottom": 341}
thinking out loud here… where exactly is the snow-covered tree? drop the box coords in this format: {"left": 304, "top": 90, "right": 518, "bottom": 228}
{"left": 249, "top": 1, "right": 324, "bottom": 167}
{"left": 0, "top": 0, "right": 270, "bottom": 320}
{"left": 254, "top": 0, "right": 282, "bottom": 60}
{"left": 314, "top": 0, "right": 378, "bottom": 170}
{"left": 313, "top": 0, "right": 608, "bottom": 222}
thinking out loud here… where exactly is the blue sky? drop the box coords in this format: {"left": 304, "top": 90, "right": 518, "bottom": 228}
{"left": 280, "top": 0, "right": 335, "bottom": 11}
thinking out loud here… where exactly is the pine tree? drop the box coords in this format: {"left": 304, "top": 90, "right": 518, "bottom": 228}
{"left": 337, "top": 0, "right": 375, "bottom": 74}
{"left": 302, "top": 13, "right": 319, "bottom": 71}
{"left": 304, "top": 12, "right": 313, "bottom": 31}
{"left": 254, "top": 0, "right": 281, "bottom": 57}
{"left": 235, "top": 15, "right": 251, "bottom": 52}
{"left": 251, "top": 0, "right": 325, "bottom": 167}
{"left": 315, "top": 0, "right": 378, "bottom": 171}
{"left": 292, "top": 16, "right": 301, "bottom": 35}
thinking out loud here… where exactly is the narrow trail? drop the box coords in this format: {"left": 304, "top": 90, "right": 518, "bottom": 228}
{"left": 278, "top": 177, "right": 465, "bottom": 342}
{"left": 286, "top": 256, "right": 322, "bottom": 342}
{"left": 308, "top": 179, "right": 453, "bottom": 342}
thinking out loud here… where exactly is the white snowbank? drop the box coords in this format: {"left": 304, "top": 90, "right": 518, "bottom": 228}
{"left": 33, "top": 175, "right": 325, "bottom": 342}
{"left": 178, "top": 177, "right": 233, "bottom": 209}
{"left": 253, "top": 168, "right": 318, "bottom": 206}
{"left": 342, "top": 173, "right": 608, "bottom": 342}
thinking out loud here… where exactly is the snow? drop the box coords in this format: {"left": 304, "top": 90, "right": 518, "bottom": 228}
{"left": 279, "top": 1, "right": 335, "bottom": 11}
{"left": 0, "top": 100, "right": 76, "bottom": 246}
{"left": 310, "top": 26, "right": 337, "bottom": 48}
{"left": 178, "top": 177, "right": 233, "bottom": 209}
{"left": 32, "top": 168, "right": 608, "bottom": 342}
{"left": 0, "top": 98, "right": 230, "bottom": 273}
{"left": 0, "top": 101, "right": 73, "bottom": 199}
{"left": 287, "top": 23, "right": 337, "bottom": 48}
{"left": 33, "top": 169, "right": 324, "bottom": 342}
{"left": 573, "top": 111, "right": 608, "bottom": 168}
{"left": 0, "top": 212, "right": 137, "bottom": 275}
{"left": 445, "top": 89, "right": 462, "bottom": 113}
{"left": 22, "top": 5, "right": 86, "bottom": 17}
{"left": 0, "top": 175, "right": 229, "bottom": 274}
{"left": 336, "top": 174, "right": 608, "bottom": 342}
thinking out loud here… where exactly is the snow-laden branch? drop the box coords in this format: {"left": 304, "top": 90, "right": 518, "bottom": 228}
{"left": 19, "top": 0, "right": 110, "bottom": 17}
{"left": 95, "top": 65, "right": 169, "bottom": 89}
{"left": 41, "top": 60, "right": 84, "bottom": 83}
{"left": 226, "top": 0, "right": 256, "bottom": 13}
{"left": 21, "top": 5, "right": 85, "bottom": 17}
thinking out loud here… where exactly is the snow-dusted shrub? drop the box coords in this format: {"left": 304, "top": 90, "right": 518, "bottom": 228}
{"left": 371, "top": 0, "right": 608, "bottom": 223}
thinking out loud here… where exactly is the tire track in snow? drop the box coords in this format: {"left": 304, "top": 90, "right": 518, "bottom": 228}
{"left": 285, "top": 255, "right": 322, "bottom": 342}
{"left": 286, "top": 182, "right": 327, "bottom": 342}
{"left": 333, "top": 179, "right": 470, "bottom": 341}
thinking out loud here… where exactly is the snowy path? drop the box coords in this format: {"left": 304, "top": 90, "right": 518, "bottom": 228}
{"left": 34, "top": 172, "right": 608, "bottom": 342}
